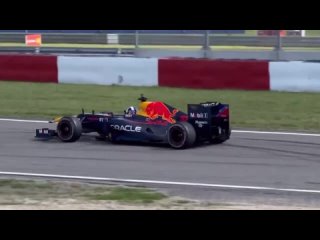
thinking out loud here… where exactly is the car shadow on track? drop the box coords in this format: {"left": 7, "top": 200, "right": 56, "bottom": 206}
{"left": 32, "top": 133, "right": 223, "bottom": 150}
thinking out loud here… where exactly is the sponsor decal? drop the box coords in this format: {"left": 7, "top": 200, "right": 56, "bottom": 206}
{"left": 99, "top": 117, "right": 108, "bottom": 122}
{"left": 145, "top": 102, "right": 178, "bottom": 124}
{"left": 195, "top": 120, "right": 208, "bottom": 128}
{"left": 201, "top": 102, "right": 219, "bottom": 107}
{"left": 189, "top": 112, "right": 209, "bottom": 119}
{"left": 110, "top": 125, "right": 142, "bottom": 132}
{"left": 25, "top": 34, "right": 42, "bottom": 47}
{"left": 38, "top": 129, "right": 49, "bottom": 134}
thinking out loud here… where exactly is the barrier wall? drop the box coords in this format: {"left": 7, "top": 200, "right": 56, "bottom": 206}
{"left": 0, "top": 55, "right": 58, "bottom": 83}
{"left": 158, "top": 59, "right": 270, "bottom": 90}
{"left": 0, "top": 54, "right": 320, "bottom": 93}
{"left": 270, "top": 61, "right": 320, "bottom": 92}
{"left": 58, "top": 56, "right": 158, "bottom": 86}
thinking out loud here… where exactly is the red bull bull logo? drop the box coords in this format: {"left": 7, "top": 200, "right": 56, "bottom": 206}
{"left": 145, "top": 102, "right": 178, "bottom": 124}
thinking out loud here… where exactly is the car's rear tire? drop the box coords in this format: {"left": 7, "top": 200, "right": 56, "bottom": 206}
{"left": 168, "top": 122, "right": 196, "bottom": 149}
{"left": 56, "top": 117, "right": 82, "bottom": 142}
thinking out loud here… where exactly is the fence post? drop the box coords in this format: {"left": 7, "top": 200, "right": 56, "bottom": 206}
{"left": 203, "top": 30, "right": 210, "bottom": 58}
{"left": 203, "top": 30, "right": 210, "bottom": 50}
{"left": 276, "top": 30, "right": 282, "bottom": 49}
{"left": 275, "top": 30, "right": 282, "bottom": 60}
{"left": 135, "top": 30, "right": 139, "bottom": 48}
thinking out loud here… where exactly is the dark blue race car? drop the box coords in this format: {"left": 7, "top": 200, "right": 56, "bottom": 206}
{"left": 35, "top": 95, "right": 231, "bottom": 149}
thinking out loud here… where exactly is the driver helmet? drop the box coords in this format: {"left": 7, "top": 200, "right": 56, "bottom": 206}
{"left": 126, "top": 106, "right": 137, "bottom": 115}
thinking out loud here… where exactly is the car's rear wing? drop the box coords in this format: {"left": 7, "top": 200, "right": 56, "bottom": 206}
{"left": 187, "top": 102, "right": 230, "bottom": 141}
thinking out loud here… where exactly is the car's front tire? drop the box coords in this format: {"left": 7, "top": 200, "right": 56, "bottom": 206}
{"left": 56, "top": 117, "right": 82, "bottom": 142}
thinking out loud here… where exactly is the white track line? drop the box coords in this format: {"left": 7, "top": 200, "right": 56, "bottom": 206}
{"left": 0, "top": 118, "right": 48, "bottom": 123}
{"left": 233, "top": 130, "right": 320, "bottom": 137}
{"left": 0, "top": 171, "right": 320, "bottom": 194}
{"left": 1, "top": 118, "right": 320, "bottom": 137}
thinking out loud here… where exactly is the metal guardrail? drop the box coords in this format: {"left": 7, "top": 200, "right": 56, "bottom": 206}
{"left": 2, "top": 47, "right": 320, "bottom": 61}
{"left": 2, "top": 33, "right": 320, "bottom": 60}
{"left": 0, "top": 47, "right": 135, "bottom": 55}
{"left": 1, "top": 33, "right": 320, "bottom": 48}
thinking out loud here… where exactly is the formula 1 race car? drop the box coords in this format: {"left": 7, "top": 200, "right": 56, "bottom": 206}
{"left": 35, "top": 95, "right": 231, "bottom": 149}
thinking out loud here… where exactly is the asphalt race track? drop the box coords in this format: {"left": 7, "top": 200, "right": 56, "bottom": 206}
{"left": 1, "top": 119, "right": 320, "bottom": 208}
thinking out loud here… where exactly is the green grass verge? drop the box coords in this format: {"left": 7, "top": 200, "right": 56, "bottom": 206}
{"left": 1, "top": 81, "right": 320, "bottom": 132}
{"left": 0, "top": 179, "right": 167, "bottom": 204}
{"left": 85, "top": 188, "right": 166, "bottom": 203}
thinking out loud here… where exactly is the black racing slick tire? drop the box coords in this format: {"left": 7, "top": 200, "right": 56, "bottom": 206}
{"left": 56, "top": 117, "right": 82, "bottom": 142}
{"left": 168, "top": 122, "right": 196, "bottom": 149}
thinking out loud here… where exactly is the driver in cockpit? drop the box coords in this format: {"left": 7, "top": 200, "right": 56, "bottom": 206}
{"left": 125, "top": 106, "right": 137, "bottom": 116}
{"left": 124, "top": 94, "right": 148, "bottom": 117}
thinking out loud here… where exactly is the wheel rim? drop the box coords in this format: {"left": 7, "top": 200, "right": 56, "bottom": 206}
{"left": 58, "top": 122, "right": 72, "bottom": 139}
{"left": 169, "top": 126, "right": 186, "bottom": 147}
